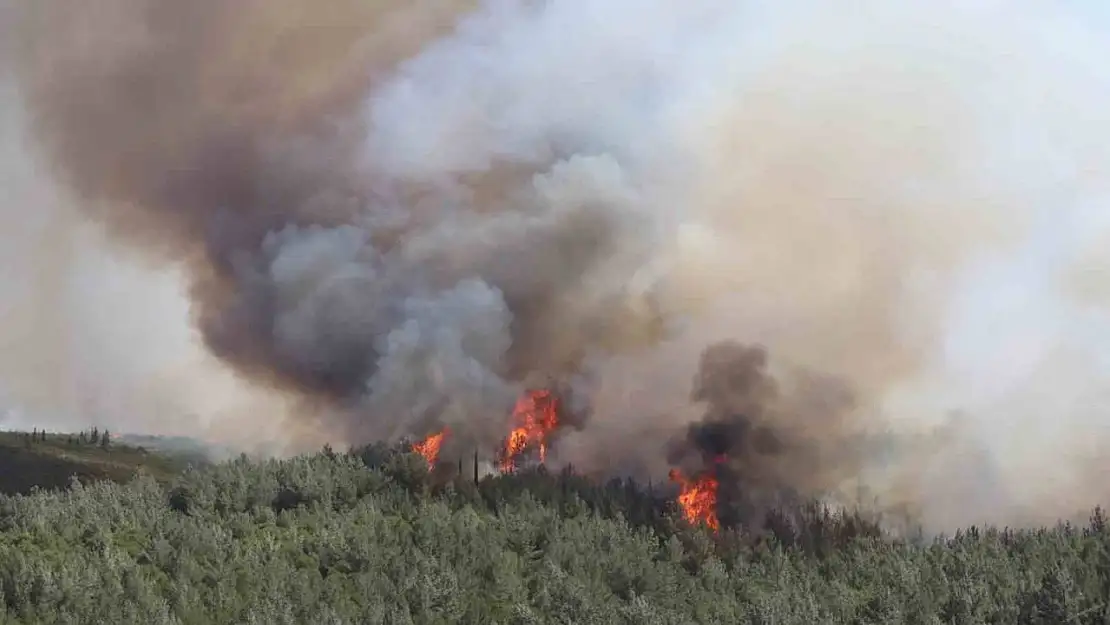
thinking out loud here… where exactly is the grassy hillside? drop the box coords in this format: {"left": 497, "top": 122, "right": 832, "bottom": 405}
{"left": 0, "top": 437, "right": 1107, "bottom": 623}
{"left": 0, "top": 430, "right": 205, "bottom": 495}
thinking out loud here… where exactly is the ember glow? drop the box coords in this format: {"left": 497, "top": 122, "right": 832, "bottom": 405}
{"left": 668, "top": 469, "right": 720, "bottom": 531}
{"left": 413, "top": 429, "right": 448, "bottom": 470}
{"left": 499, "top": 389, "right": 560, "bottom": 472}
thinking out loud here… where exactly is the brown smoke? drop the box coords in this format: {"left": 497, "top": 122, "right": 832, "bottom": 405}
{"left": 6, "top": 0, "right": 1110, "bottom": 531}
{"left": 0, "top": 78, "right": 303, "bottom": 450}
{"left": 11, "top": 0, "right": 471, "bottom": 391}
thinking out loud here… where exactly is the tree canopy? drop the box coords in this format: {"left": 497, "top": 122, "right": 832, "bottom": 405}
{"left": 0, "top": 441, "right": 1106, "bottom": 624}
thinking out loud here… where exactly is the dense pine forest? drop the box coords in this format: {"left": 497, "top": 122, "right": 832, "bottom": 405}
{"left": 0, "top": 433, "right": 1106, "bottom": 624}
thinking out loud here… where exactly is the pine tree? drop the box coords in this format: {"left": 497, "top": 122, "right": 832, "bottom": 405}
{"left": 101, "top": 430, "right": 110, "bottom": 449}
{"left": 91, "top": 427, "right": 100, "bottom": 445}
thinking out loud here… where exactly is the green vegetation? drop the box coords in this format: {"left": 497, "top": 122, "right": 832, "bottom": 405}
{"left": 0, "top": 436, "right": 1108, "bottom": 624}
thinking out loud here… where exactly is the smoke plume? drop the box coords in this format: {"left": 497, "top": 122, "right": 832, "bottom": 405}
{"left": 5, "top": 0, "right": 1110, "bottom": 530}
{"left": 664, "top": 341, "right": 868, "bottom": 526}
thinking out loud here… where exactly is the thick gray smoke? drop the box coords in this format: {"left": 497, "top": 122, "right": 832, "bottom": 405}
{"left": 6, "top": 0, "right": 1110, "bottom": 530}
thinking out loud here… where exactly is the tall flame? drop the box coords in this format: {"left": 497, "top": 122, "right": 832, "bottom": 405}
{"left": 499, "top": 389, "right": 560, "bottom": 472}
{"left": 413, "top": 429, "right": 448, "bottom": 470}
{"left": 668, "top": 468, "right": 720, "bottom": 531}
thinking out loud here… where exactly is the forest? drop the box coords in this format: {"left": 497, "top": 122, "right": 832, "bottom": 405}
{"left": 0, "top": 432, "right": 1108, "bottom": 624}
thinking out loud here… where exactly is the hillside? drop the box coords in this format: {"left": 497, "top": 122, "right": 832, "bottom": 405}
{"left": 0, "top": 437, "right": 1107, "bottom": 624}
{"left": 0, "top": 430, "right": 205, "bottom": 495}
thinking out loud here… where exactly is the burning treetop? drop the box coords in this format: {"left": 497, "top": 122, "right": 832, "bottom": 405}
{"left": 499, "top": 389, "right": 560, "bottom": 472}
{"left": 668, "top": 468, "right": 721, "bottom": 531}
{"left": 407, "top": 388, "right": 568, "bottom": 474}
{"left": 413, "top": 429, "right": 447, "bottom": 470}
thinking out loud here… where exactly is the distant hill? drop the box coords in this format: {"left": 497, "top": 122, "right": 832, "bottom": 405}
{"left": 0, "top": 430, "right": 208, "bottom": 495}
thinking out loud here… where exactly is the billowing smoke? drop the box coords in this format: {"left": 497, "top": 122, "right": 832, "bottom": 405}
{"left": 666, "top": 341, "right": 862, "bottom": 526}
{"left": 5, "top": 0, "right": 1110, "bottom": 530}
{"left": 0, "top": 77, "right": 303, "bottom": 453}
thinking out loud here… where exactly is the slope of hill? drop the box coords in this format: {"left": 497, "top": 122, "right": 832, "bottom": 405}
{"left": 0, "top": 438, "right": 1107, "bottom": 624}
{"left": 0, "top": 430, "right": 205, "bottom": 495}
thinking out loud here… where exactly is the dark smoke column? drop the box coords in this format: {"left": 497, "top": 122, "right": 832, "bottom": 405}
{"left": 668, "top": 341, "right": 859, "bottom": 528}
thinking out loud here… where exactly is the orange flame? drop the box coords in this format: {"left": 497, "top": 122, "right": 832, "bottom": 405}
{"left": 413, "top": 429, "right": 448, "bottom": 470}
{"left": 668, "top": 468, "right": 720, "bottom": 531}
{"left": 499, "top": 389, "right": 559, "bottom": 472}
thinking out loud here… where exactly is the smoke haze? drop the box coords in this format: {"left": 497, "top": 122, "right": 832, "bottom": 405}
{"left": 3, "top": 0, "right": 1110, "bottom": 530}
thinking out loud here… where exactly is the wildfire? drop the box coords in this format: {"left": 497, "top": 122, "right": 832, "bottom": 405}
{"left": 413, "top": 429, "right": 448, "bottom": 470}
{"left": 668, "top": 468, "right": 720, "bottom": 531}
{"left": 499, "top": 389, "right": 560, "bottom": 472}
